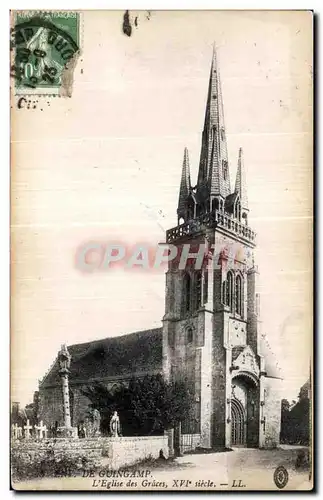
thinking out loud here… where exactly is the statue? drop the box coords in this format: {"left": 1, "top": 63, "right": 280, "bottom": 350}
{"left": 92, "top": 408, "right": 101, "bottom": 437}
{"left": 110, "top": 411, "right": 120, "bottom": 437}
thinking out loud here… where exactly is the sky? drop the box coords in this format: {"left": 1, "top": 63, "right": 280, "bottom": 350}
{"left": 11, "top": 10, "right": 312, "bottom": 406}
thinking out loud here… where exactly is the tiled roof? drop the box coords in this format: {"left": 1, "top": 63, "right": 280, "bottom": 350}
{"left": 41, "top": 328, "right": 163, "bottom": 388}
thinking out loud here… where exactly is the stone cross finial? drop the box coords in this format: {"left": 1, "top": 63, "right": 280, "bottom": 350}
{"left": 35, "top": 420, "right": 47, "bottom": 439}
{"left": 12, "top": 423, "right": 22, "bottom": 439}
{"left": 58, "top": 344, "right": 71, "bottom": 371}
{"left": 24, "top": 419, "right": 33, "bottom": 439}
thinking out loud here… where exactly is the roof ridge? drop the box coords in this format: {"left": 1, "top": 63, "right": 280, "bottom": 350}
{"left": 67, "top": 326, "right": 163, "bottom": 350}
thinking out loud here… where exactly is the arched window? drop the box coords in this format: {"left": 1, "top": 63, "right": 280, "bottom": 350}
{"left": 235, "top": 274, "right": 242, "bottom": 315}
{"left": 237, "top": 202, "right": 241, "bottom": 221}
{"left": 199, "top": 204, "right": 205, "bottom": 216}
{"left": 226, "top": 271, "right": 233, "bottom": 312}
{"left": 187, "top": 198, "right": 195, "bottom": 220}
{"left": 222, "top": 280, "right": 227, "bottom": 305}
{"left": 194, "top": 271, "right": 202, "bottom": 310}
{"left": 183, "top": 273, "right": 191, "bottom": 314}
{"left": 234, "top": 198, "right": 241, "bottom": 220}
{"left": 203, "top": 270, "right": 208, "bottom": 304}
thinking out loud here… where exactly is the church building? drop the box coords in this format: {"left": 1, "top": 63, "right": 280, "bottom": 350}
{"left": 39, "top": 48, "right": 282, "bottom": 449}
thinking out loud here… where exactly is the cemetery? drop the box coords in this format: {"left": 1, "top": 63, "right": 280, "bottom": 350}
{"left": 11, "top": 344, "right": 170, "bottom": 481}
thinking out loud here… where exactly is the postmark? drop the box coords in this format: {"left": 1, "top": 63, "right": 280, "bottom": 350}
{"left": 273, "top": 466, "right": 289, "bottom": 489}
{"left": 11, "top": 11, "right": 81, "bottom": 96}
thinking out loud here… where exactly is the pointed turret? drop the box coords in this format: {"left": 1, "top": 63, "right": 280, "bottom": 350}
{"left": 177, "top": 147, "right": 191, "bottom": 221}
{"left": 235, "top": 147, "right": 248, "bottom": 211}
{"left": 197, "top": 46, "right": 231, "bottom": 206}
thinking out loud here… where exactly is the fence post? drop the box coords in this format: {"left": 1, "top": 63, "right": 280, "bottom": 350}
{"left": 166, "top": 428, "right": 174, "bottom": 457}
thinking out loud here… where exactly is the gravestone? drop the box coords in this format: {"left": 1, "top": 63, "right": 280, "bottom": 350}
{"left": 35, "top": 420, "right": 47, "bottom": 439}
{"left": 24, "top": 419, "right": 33, "bottom": 440}
{"left": 12, "top": 423, "right": 22, "bottom": 440}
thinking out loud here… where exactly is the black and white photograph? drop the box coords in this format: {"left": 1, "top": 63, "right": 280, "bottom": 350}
{"left": 10, "top": 10, "right": 313, "bottom": 491}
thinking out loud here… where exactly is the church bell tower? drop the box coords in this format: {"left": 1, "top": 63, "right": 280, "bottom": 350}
{"left": 162, "top": 47, "right": 279, "bottom": 450}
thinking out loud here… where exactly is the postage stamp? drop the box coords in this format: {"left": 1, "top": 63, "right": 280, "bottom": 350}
{"left": 11, "top": 11, "right": 81, "bottom": 96}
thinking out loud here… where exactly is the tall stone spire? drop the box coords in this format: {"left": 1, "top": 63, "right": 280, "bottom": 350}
{"left": 235, "top": 147, "right": 248, "bottom": 210}
{"left": 197, "top": 46, "right": 231, "bottom": 201}
{"left": 177, "top": 147, "right": 191, "bottom": 219}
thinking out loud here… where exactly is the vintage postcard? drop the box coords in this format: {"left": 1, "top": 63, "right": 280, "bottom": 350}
{"left": 10, "top": 10, "right": 313, "bottom": 491}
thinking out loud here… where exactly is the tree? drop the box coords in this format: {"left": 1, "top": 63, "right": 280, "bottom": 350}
{"left": 25, "top": 391, "right": 40, "bottom": 426}
{"left": 280, "top": 398, "right": 291, "bottom": 443}
{"left": 81, "top": 374, "right": 195, "bottom": 436}
{"left": 279, "top": 380, "right": 310, "bottom": 445}
{"left": 11, "top": 402, "right": 27, "bottom": 427}
{"left": 289, "top": 398, "right": 309, "bottom": 445}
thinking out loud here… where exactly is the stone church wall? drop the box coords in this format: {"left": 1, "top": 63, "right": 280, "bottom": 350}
{"left": 169, "top": 317, "right": 201, "bottom": 433}
{"left": 211, "top": 312, "right": 227, "bottom": 447}
{"left": 70, "top": 386, "right": 92, "bottom": 425}
{"left": 262, "top": 377, "right": 282, "bottom": 448}
{"left": 39, "top": 386, "right": 63, "bottom": 428}
{"left": 39, "top": 385, "right": 92, "bottom": 428}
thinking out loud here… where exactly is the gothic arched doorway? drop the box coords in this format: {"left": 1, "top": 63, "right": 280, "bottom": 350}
{"left": 231, "top": 398, "right": 246, "bottom": 446}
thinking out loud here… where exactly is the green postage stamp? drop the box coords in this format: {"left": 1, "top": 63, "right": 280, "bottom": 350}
{"left": 11, "top": 11, "right": 81, "bottom": 95}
